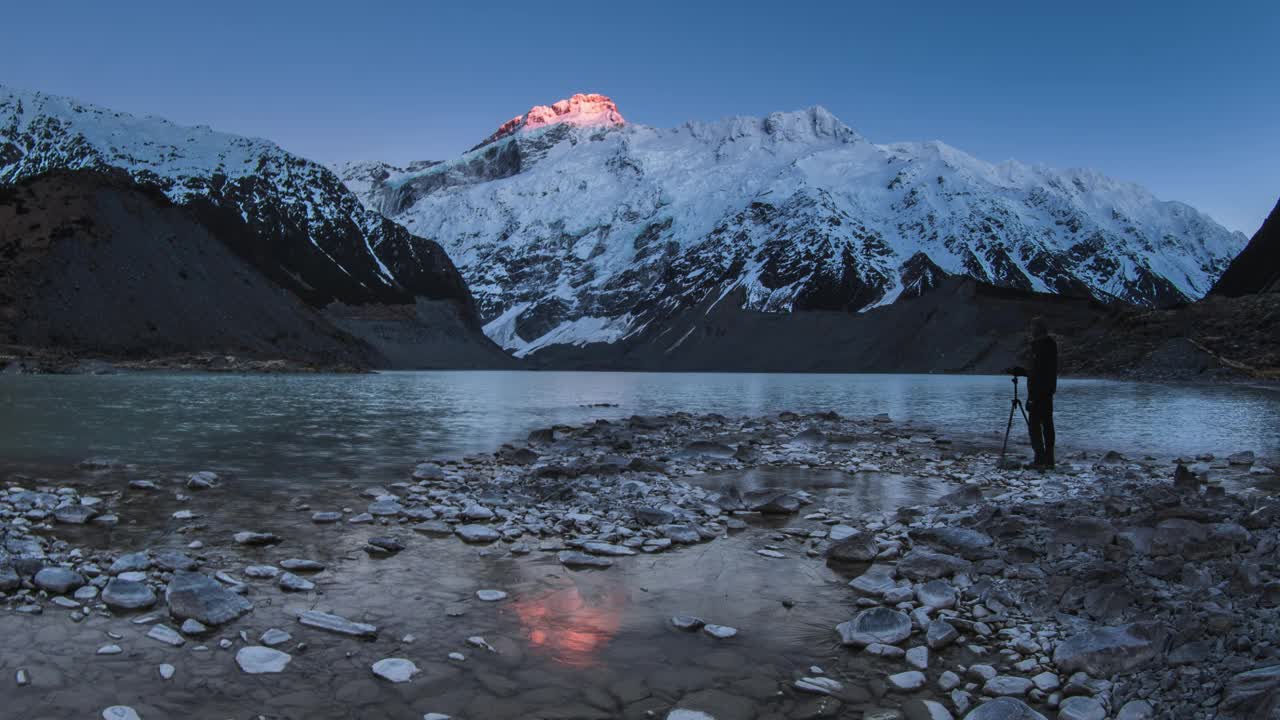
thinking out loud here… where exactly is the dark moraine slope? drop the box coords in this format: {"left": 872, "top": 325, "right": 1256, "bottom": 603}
{"left": 527, "top": 277, "right": 1113, "bottom": 374}
{"left": 0, "top": 170, "right": 513, "bottom": 369}
{"left": 1211, "top": 197, "right": 1280, "bottom": 297}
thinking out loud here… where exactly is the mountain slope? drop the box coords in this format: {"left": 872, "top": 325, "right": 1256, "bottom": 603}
{"left": 0, "top": 170, "right": 379, "bottom": 366}
{"left": 1210, "top": 197, "right": 1280, "bottom": 296}
{"left": 0, "top": 85, "right": 512, "bottom": 368}
{"left": 344, "top": 95, "right": 1246, "bottom": 359}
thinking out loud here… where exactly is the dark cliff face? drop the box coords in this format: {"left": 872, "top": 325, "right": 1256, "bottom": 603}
{"left": 0, "top": 170, "right": 379, "bottom": 365}
{"left": 0, "top": 170, "right": 514, "bottom": 369}
{"left": 1211, "top": 198, "right": 1280, "bottom": 297}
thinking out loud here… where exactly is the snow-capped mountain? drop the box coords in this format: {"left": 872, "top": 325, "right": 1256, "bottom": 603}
{"left": 342, "top": 94, "right": 1246, "bottom": 358}
{"left": 0, "top": 84, "right": 471, "bottom": 311}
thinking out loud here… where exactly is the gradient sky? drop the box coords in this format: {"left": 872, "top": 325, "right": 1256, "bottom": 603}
{"left": 2, "top": 1, "right": 1276, "bottom": 233}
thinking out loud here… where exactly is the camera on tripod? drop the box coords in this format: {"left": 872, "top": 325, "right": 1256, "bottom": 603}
{"left": 1002, "top": 366, "right": 1029, "bottom": 378}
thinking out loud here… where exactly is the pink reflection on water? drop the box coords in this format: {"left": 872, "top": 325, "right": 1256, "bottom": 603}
{"left": 512, "top": 582, "right": 625, "bottom": 668}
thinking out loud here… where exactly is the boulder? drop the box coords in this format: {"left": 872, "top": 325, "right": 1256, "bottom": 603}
{"left": 102, "top": 578, "right": 157, "bottom": 610}
{"left": 961, "top": 698, "right": 1047, "bottom": 720}
{"left": 34, "top": 567, "right": 84, "bottom": 594}
{"left": 826, "top": 530, "right": 879, "bottom": 563}
{"left": 912, "top": 527, "right": 996, "bottom": 560}
{"left": 837, "top": 607, "right": 912, "bottom": 647}
{"left": 897, "top": 549, "right": 972, "bottom": 580}
{"left": 849, "top": 564, "right": 899, "bottom": 595}
{"left": 165, "top": 571, "right": 252, "bottom": 625}
{"left": 1051, "top": 622, "right": 1166, "bottom": 676}
{"left": 742, "top": 488, "right": 801, "bottom": 514}
{"left": 1221, "top": 665, "right": 1280, "bottom": 718}
{"left": 916, "top": 579, "right": 958, "bottom": 609}
{"left": 1057, "top": 696, "right": 1106, "bottom": 720}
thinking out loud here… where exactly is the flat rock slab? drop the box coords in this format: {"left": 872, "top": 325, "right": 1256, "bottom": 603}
{"left": 455, "top": 525, "right": 500, "bottom": 543}
{"left": 165, "top": 571, "right": 252, "bottom": 625}
{"left": 236, "top": 646, "right": 291, "bottom": 674}
{"left": 795, "top": 676, "right": 843, "bottom": 695}
{"left": 102, "top": 707, "right": 141, "bottom": 720}
{"left": 297, "top": 610, "right": 378, "bottom": 638}
{"left": 233, "top": 531, "right": 281, "bottom": 546}
{"left": 476, "top": 589, "right": 507, "bottom": 602}
{"left": 279, "top": 558, "right": 325, "bottom": 572}
{"left": 559, "top": 551, "right": 613, "bottom": 568}
{"left": 703, "top": 624, "right": 738, "bottom": 639}
{"left": 146, "top": 624, "right": 184, "bottom": 647}
{"left": 372, "top": 658, "right": 419, "bottom": 683}
{"left": 582, "top": 541, "right": 637, "bottom": 556}
{"left": 279, "top": 572, "right": 315, "bottom": 591}
{"left": 849, "top": 564, "right": 898, "bottom": 595}
{"left": 1052, "top": 622, "right": 1165, "bottom": 676}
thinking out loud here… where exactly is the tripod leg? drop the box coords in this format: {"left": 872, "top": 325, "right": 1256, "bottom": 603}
{"left": 999, "top": 399, "right": 1017, "bottom": 463}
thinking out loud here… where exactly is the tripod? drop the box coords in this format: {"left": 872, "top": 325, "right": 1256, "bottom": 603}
{"left": 998, "top": 375, "right": 1031, "bottom": 468}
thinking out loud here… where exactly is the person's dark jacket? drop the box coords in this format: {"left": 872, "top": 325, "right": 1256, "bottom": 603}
{"left": 1026, "top": 335, "right": 1058, "bottom": 399}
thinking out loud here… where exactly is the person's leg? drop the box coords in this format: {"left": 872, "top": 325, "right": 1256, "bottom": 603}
{"left": 1026, "top": 398, "right": 1045, "bottom": 465}
{"left": 1043, "top": 395, "right": 1056, "bottom": 467}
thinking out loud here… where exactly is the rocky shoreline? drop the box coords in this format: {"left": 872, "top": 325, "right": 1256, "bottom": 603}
{"left": 2, "top": 411, "right": 1278, "bottom": 719}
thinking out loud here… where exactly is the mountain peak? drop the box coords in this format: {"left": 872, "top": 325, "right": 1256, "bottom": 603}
{"left": 476, "top": 93, "right": 625, "bottom": 149}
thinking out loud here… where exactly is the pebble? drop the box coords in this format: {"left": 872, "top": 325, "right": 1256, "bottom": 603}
{"left": 97, "top": 644, "right": 123, "bottom": 655}
{"left": 102, "top": 708, "right": 141, "bottom": 720}
{"left": 476, "top": 589, "right": 508, "bottom": 602}
{"left": 158, "top": 664, "right": 175, "bottom": 680}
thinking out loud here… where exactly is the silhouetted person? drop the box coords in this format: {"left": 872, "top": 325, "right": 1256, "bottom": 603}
{"left": 1021, "top": 317, "right": 1057, "bottom": 468}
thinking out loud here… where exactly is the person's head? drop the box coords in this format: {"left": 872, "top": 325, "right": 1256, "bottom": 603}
{"left": 1030, "top": 317, "right": 1049, "bottom": 339}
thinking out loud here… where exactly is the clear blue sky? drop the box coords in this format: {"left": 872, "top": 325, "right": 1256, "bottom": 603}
{"left": 2, "top": 0, "right": 1276, "bottom": 233}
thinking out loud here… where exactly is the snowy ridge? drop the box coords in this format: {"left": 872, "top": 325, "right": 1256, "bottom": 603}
{"left": 0, "top": 84, "right": 468, "bottom": 308}
{"left": 345, "top": 97, "right": 1246, "bottom": 355}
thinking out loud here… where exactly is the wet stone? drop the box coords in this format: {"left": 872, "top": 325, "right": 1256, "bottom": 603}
{"left": 559, "top": 551, "right": 613, "bottom": 569}
{"left": 312, "top": 511, "right": 343, "bottom": 523}
{"left": 109, "top": 552, "right": 150, "bottom": 575}
{"left": 279, "top": 572, "right": 315, "bottom": 591}
{"left": 703, "top": 624, "right": 738, "bottom": 639}
{"left": 158, "top": 663, "right": 175, "bottom": 680}
{"left": 888, "top": 671, "right": 926, "bottom": 691}
{"left": 34, "top": 567, "right": 85, "bottom": 594}
{"left": 455, "top": 525, "right": 500, "bottom": 543}
{"left": 54, "top": 504, "right": 98, "bottom": 524}
{"left": 102, "top": 707, "right": 141, "bottom": 720}
{"left": 1057, "top": 696, "right": 1106, "bottom": 720}
{"left": 244, "top": 565, "right": 279, "bottom": 579}
{"left": 279, "top": 558, "right": 324, "bottom": 572}
{"left": 297, "top": 610, "right": 378, "bottom": 638}
{"left": 476, "top": 589, "right": 507, "bottom": 602}
{"left": 232, "top": 531, "right": 280, "bottom": 546}
{"left": 372, "top": 658, "right": 419, "bottom": 683}
{"left": 165, "top": 571, "right": 253, "bottom": 625}
{"left": 837, "top": 607, "right": 912, "bottom": 647}
{"left": 236, "top": 646, "right": 292, "bottom": 674}
{"left": 961, "top": 698, "right": 1047, "bottom": 720}
{"left": 983, "top": 676, "right": 1032, "bottom": 697}
{"left": 672, "top": 616, "right": 705, "bottom": 631}
{"left": 146, "top": 625, "right": 184, "bottom": 647}
{"left": 795, "top": 676, "right": 843, "bottom": 695}
{"left": 260, "top": 628, "right": 292, "bottom": 647}
{"left": 186, "top": 471, "right": 218, "bottom": 489}
{"left": 412, "top": 521, "right": 454, "bottom": 536}
{"left": 180, "top": 619, "right": 208, "bottom": 635}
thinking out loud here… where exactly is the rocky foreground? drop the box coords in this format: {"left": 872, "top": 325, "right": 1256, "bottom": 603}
{"left": 2, "top": 411, "right": 1278, "bottom": 719}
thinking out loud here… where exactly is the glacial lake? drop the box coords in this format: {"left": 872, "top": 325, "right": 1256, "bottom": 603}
{"left": 1, "top": 371, "right": 1276, "bottom": 482}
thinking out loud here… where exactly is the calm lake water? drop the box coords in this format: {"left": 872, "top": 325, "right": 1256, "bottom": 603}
{"left": 0, "top": 371, "right": 1276, "bottom": 482}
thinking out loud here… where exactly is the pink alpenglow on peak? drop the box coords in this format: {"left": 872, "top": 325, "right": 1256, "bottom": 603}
{"left": 476, "top": 93, "right": 625, "bottom": 148}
